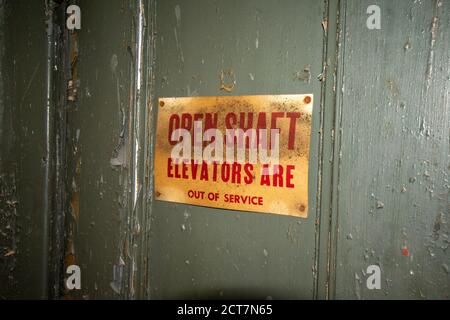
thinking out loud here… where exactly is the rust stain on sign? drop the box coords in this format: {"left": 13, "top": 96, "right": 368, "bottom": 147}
{"left": 154, "top": 95, "right": 313, "bottom": 218}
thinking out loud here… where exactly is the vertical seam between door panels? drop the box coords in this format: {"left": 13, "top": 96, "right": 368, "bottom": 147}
{"left": 125, "top": 0, "right": 146, "bottom": 299}
{"left": 313, "top": 0, "right": 343, "bottom": 300}
{"left": 43, "top": 0, "right": 55, "bottom": 300}
{"left": 328, "top": 0, "right": 347, "bottom": 300}
{"left": 312, "top": 0, "right": 330, "bottom": 300}
{"left": 142, "top": 0, "right": 157, "bottom": 300}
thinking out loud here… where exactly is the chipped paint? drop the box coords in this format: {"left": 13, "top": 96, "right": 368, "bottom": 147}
{"left": 219, "top": 69, "right": 236, "bottom": 93}
{"left": 294, "top": 65, "right": 311, "bottom": 83}
{"left": 425, "top": 0, "right": 442, "bottom": 90}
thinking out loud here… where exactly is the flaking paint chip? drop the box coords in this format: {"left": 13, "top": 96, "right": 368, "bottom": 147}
{"left": 4, "top": 250, "right": 15, "bottom": 257}
{"left": 321, "top": 18, "right": 328, "bottom": 32}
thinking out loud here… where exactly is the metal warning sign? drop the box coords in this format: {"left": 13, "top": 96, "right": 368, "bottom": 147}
{"left": 154, "top": 94, "right": 313, "bottom": 218}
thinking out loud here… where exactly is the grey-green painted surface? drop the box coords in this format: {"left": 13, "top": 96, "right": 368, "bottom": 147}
{"left": 65, "top": 0, "right": 149, "bottom": 299}
{"left": 333, "top": 0, "right": 449, "bottom": 299}
{"left": 0, "top": 0, "right": 49, "bottom": 299}
{"left": 149, "top": 0, "right": 327, "bottom": 299}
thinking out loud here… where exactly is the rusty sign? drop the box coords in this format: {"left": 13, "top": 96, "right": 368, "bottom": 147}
{"left": 154, "top": 94, "right": 313, "bottom": 218}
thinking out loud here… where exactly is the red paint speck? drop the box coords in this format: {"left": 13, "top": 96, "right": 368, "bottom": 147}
{"left": 402, "top": 247, "right": 409, "bottom": 257}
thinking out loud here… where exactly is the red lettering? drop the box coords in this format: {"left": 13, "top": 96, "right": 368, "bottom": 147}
{"left": 260, "top": 164, "right": 271, "bottom": 186}
{"left": 200, "top": 162, "right": 209, "bottom": 181}
{"left": 168, "top": 114, "right": 180, "bottom": 145}
{"left": 243, "top": 163, "right": 254, "bottom": 184}
{"left": 231, "top": 163, "right": 242, "bottom": 184}
{"left": 286, "top": 112, "right": 301, "bottom": 150}
{"left": 181, "top": 113, "right": 192, "bottom": 131}
{"left": 191, "top": 160, "right": 199, "bottom": 179}
{"left": 204, "top": 113, "right": 218, "bottom": 131}
{"left": 182, "top": 162, "right": 189, "bottom": 179}
{"left": 286, "top": 165, "right": 295, "bottom": 188}
{"left": 273, "top": 165, "right": 283, "bottom": 187}
{"left": 225, "top": 113, "right": 237, "bottom": 129}
{"left": 167, "top": 158, "right": 174, "bottom": 177}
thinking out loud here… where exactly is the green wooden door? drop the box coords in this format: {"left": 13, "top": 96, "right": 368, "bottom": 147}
{"left": 332, "top": 0, "right": 449, "bottom": 299}
{"left": 148, "top": 0, "right": 327, "bottom": 299}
